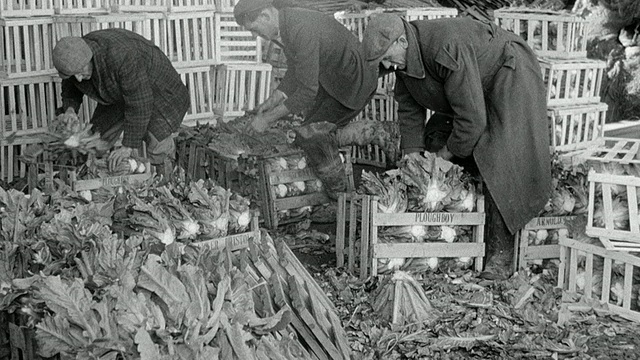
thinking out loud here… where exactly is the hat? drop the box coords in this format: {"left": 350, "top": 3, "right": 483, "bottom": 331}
{"left": 362, "top": 13, "right": 405, "bottom": 64}
{"left": 234, "top": 0, "right": 274, "bottom": 25}
{"left": 52, "top": 37, "right": 93, "bottom": 79}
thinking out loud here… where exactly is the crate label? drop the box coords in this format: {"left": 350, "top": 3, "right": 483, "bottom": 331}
{"left": 526, "top": 216, "right": 577, "bottom": 229}
{"left": 414, "top": 212, "right": 459, "bottom": 224}
{"left": 268, "top": 168, "right": 316, "bottom": 184}
{"left": 193, "top": 231, "right": 257, "bottom": 252}
{"left": 101, "top": 175, "right": 134, "bottom": 187}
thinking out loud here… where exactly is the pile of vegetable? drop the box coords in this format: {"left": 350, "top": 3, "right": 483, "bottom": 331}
{"left": 357, "top": 152, "right": 481, "bottom": 273}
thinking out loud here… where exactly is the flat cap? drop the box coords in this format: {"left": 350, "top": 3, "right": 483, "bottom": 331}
{"left": 53, "top": 37, "right": 93, "bottom": 79}
{"left": 362, "top": 13, "right": 405, "bottom": 64}
{"left": 234, "top": 0, "right": 274, "bottom": 25}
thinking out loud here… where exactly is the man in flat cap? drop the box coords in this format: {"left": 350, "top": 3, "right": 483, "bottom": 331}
{"left": 53, "top": 28, "right": 189, "bottom": 172}
{"left": 362, "top": 14, "right": 553, "bottom": 278}
{"left": 233, "top": 0, "right": 378, "bottom": 132}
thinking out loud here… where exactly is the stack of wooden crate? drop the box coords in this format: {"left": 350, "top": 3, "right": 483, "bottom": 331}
{"left": 493, "top": 8, "right": 610, "bottom": 270}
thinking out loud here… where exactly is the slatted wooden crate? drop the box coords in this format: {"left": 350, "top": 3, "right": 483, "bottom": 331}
{"left": 53, "top": 0, "right": 108, "bottom": 14}
{"left": 586, "top": 170, "right": 640, "bottom": 251}
{"left": 212, "top": 62, "right": 271, "bottom": 119}
{"left": 28, "top": 155, "right": 153, "bottom": 193}
{"left": 1, "top": 135, "right": 43, "bottom": 183}
{"left": 176, "top": 141, "right": 237, "bottom": 186}
{"left": 403, "top": 7, "right": 458, "bottom": 21}
{"left": 572, "top": 137, "right": 640, "bottom": 169}
{"left": 176, "top": 65, "right": 216, "bottom": 124}
{"left": 558, "top": 236, "right": 640, "bottom": 323}
{"left": 191, "top": 211, "right": 259, "bottom": 252}
{"left": 515, "top": 215, "right": 576, "bottom": 270}
{"left": 53, "top": 13, "right": 168, "bottom": 54}
{"left": 540, "top": 57, "right": 606, "bottom": 107}
{"left": 337, "top": 193, "right": 485, "bottom": 279}
{"left": 349, "top": 93, "right": 398, "bottom": 168}
{"left": 494, "top": 8, "right": 588, "bottom": 58}
{"left": 0, "top": 0, "right": 53, "bottom": 17}
{"left": 1, "top": 75, "right": 58, "bottom": 139}
{"left": 168, "top": 0, "right": 216, "bottom": 12}
{"left": 257, "top": 151, "right": 331, "bottom": 229}
{"left": 110, "top": 0, "right": 166, "bottom": 12}
{"left": 333, "top": 9, "right": 383, "bottom": 42}
{"left": 214, "top": 0, "right": 237, "bottom": 12}
{"left": 549, "top": 102, "right": 608, "bottom": 152}
{"left": 166, "top": 11, "right": 216, "bottom": 67}
{"left": 214, "top": 12, "right": 261, "bottom": 64}
{"left": 0, "top": 17, "right": 56, "bottom": 79}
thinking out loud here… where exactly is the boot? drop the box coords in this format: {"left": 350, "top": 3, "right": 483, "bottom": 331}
{"left": 479, "top": 189, "right": 515, "bottom": 280}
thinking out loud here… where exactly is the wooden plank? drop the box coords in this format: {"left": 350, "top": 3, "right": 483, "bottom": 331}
{"left": 373, "top": 211, "right": 484, "bottom": 226}
{"left": 375, "top": 243, "right": 485, "bottom": 259}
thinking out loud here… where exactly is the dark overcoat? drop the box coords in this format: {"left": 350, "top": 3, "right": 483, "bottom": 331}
{"left": 61, "top": 28, "right": 189, "bottom": 149}
{"left": 277, "top": 7, "right": 378, "bottom": 119}
{"left": 394, "top": 17, "right": 552, "bottom": 233}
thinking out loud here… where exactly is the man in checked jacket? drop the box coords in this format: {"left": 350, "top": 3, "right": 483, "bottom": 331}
{"left": 52, "top": 29, "right": 189, "bottom": 172}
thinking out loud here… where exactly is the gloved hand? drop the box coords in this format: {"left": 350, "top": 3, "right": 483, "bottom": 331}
{"left": 108, "top": 146, "right": 133, "bottom": 172}
{"left": 436, "top": 145, "right": 454, "bottom": 161}
{"left": 256, "top": 89, "right": 287, "bottom": 115}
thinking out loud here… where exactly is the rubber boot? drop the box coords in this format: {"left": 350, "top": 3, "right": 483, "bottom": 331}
{"left": 479, "top": 189, "right": 515, "bottom": 280}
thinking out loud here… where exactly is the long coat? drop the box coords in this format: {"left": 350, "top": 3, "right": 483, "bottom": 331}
{"left": 61, "top": 29, "right": 189, "bottom": 149}
{"left": 277, "top": 7, "right": 378, "bottom": 122}
{"left": 394, "top": 17, "right": 552, "bottom": 233}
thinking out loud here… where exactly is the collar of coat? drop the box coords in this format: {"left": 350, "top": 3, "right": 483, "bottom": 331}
{"left": 84, "top": 38, "right": 104, "bottom": 83}
{"left": 401, "top": 20, "right": 426, "bottom": 80}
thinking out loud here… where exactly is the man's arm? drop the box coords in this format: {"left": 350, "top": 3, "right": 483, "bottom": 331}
{"left": 61, "top": 78, "right": 85, "bottom": 113}
{"left": 395, "top": 76, "right": 427, "bottom": 153}
{"left": 117, "top": 54, "right": 153, "bottom": 149}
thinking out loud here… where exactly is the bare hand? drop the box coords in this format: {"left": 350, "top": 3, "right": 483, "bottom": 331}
{"left": 436, "top": 146, "right": 454, "bottom": 161}
{"left": 108, "top": 146, "right": 133, "bottom": 172}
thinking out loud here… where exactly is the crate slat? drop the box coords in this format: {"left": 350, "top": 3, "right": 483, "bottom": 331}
{"left": 213, "top": 62, "right": 271, "bottom": 119}
{"left": 54, "top": 0, "right": 108, "bottom": 14}
{"left": 0, "top": 18, "right": 56, "bottom": 79}
{"left": 1, "top": 136, "right": 43, "bottom": 184}
{"left": 169, "top": 0, "right": 216, "bottom": 12}
{"left": 515, "top": 215, "right": 576, "bottom": 270}
{"left": 176, "top": 65, "right": 216, "bottom": 124}
{"left": 166, "top": 11, "right": 216, "bottom": 67}
{"left": 494, "top": 8, "right": 588, "bottom": 58}
{"left": 0, "top": 0, "right": 54, "bottom": 17}
{"left": 559, "top": 237, "right": 640, "bottom": 323}
{"left": 540, "top": 57, "right": 606, "bottom": 106}
{"left": 111, "top": 0, "right": 167, "bottom": 12}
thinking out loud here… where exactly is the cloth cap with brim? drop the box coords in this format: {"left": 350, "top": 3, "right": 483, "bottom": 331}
{"left": 362, "top": 13, "right": 405, "bottom": 64}
{"left": 53, "top": 37, "right": 92, "bottom": 79}
{"left": 234, "top": 0, "right": 274, "bottom": 25}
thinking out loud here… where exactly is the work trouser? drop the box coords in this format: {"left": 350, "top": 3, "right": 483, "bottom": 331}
{"left": 303, "top": 86, "right": 373, "bottom": 128}
{"left": 91, "top": 106, "right": 177, "bottom": 166}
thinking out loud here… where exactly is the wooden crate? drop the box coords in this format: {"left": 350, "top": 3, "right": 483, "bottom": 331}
{"left": 1, "top": 75, "right": 59, "bottom": 139}
{"left": 539, "top": 57, "right": 606, "bottom": 107}
{"left": 28, "top": 154, "right": 153, "bottom": 193}
{"left": 572, "top": 137, "right": 640, "bottom": 169}
{"left": 191, "top": 211, "right": 259, "bottom": 252}
{"left": 336, "top": 193, "right": 373, "bottom": 278}
{"left": 337, "top": 193, "right": 486, "bottom": 279}
{"left": 176, "top": 65, "right": 216, "bottom": 124}
{"left": 402, "top": 7, "right": 458, "bottom": 21}
{"left": 52, "top": 76, "right": 99, "bottom": 125}
{"left": 349, "top": 93, "right": 397, "bottom": 168}
{"left": 0, "top": 17, "right": 56, "bottom": 79}
{"left": 214, "top": 12, "right": 261, "bottom": 64}
{"left": 548, "top": 102, "right": 608, "bottom": 152}
{"left": 515, "top": 215, "right": 576, "bottom": 270}
{"left": 494, "top": 8, "right": 588, "bottom": 58}
{"left": 333, "top": 9, "right": 383, "bottom": 42}
{"left": 53, "top": 0, "right": 108, "bottom": 14}
{"left": 0, "top": 135, "right": 43, "bottom": 184}
{"left": 369, "top": 197, "right": 486, "bottom": 277}
{"left": 176, "top": 141, "right": 238, "bottom": 186}
{"left": 586, "top": 170, "right": 640, "bottom": 250}
{"left": 212, "top": 62, "right": 272, "bottom": 119}
{"left": 214, "top": 0, "right": 237, "bottom": 13}
{"left": 110, "top": 0, "right": 166, "bottom": 12}
{"left": 168, "top": 0, "right": 216, "bottom": 12}
{"left": 258, "top": 151, "right": 331, "bottom": 229}
{"left": 0, "top": 0, "right": 53, "bottom": 17}
{"left": 558, "top": 236, "right": 640, "bottom": 323}
{"left": 166, "top": 11, "right": 216, "bottom": 67}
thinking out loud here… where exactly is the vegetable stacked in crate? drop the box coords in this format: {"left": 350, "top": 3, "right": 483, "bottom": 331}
{"left": 514, "top": 155, "right": 590, "bottom": 270}
{"left": 494, "top": 8, "right": 608, "bottom": 155}
{"left": 336, "top": 152, "right": 485, "bottom": 279}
